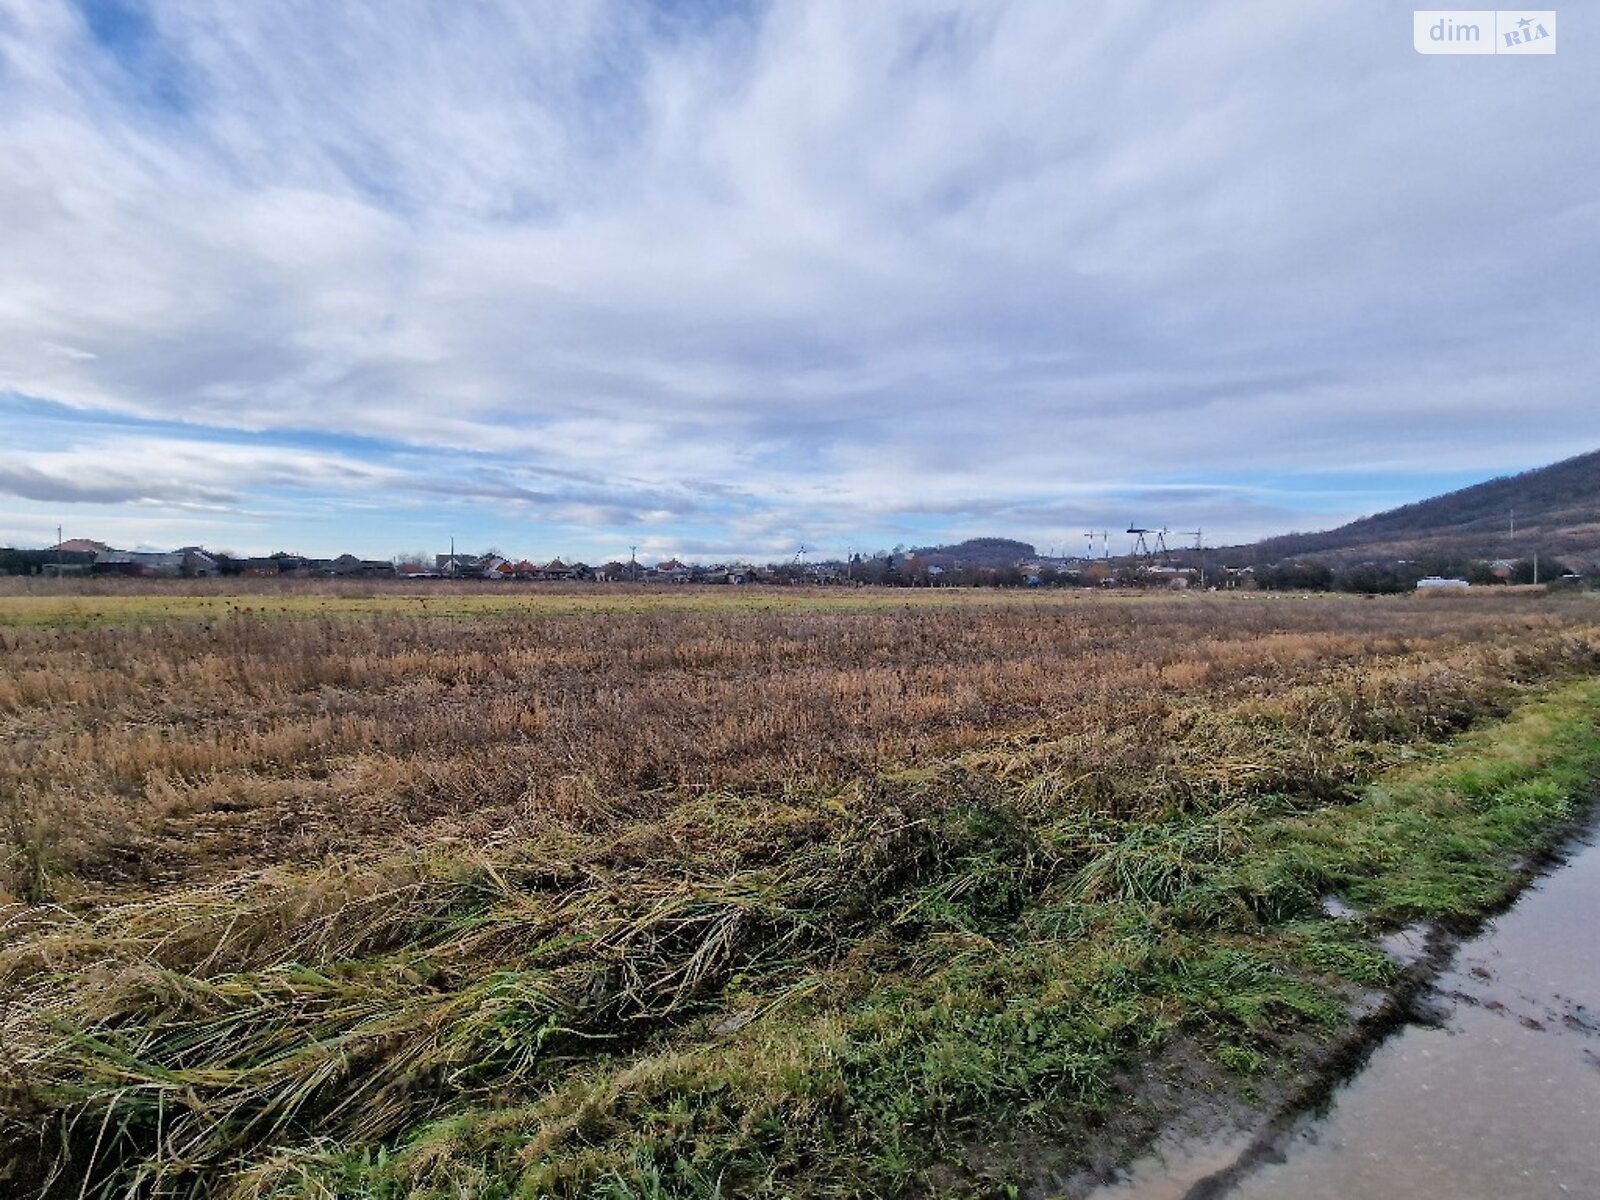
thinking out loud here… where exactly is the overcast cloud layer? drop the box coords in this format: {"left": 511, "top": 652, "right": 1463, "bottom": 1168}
{"left": 1, "top": 0, "right": 1596, "bottom": 560}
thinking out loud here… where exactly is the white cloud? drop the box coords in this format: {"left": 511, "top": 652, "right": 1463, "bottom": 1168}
{"left": 0, "top": 436, "right": 392, "bottom": 505}
{"left": 0, "top": 0, "right": 1596, "bottom": 558}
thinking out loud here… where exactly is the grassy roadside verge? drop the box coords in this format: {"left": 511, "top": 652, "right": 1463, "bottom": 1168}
{"left": 2, "top": 676, "right": 1598, "bottom": 1199}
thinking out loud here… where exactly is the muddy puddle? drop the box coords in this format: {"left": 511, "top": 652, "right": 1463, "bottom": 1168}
{"left": 1086, "top": 833, "right": 1600, "bottom": 1200}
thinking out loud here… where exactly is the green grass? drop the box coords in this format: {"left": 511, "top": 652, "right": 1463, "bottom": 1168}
{"left": 2, "top": 679, "right": 1598, "bottom": 1198}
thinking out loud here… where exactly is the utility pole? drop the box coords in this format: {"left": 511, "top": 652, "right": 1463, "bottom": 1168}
{"left": 1182, "top": 529, "right": 1204, "bottom": 588}
{"left": 630, "top": 545, "right": 637, "bottom": 581}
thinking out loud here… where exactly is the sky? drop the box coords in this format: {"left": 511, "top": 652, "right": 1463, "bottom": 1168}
{"left": 1, "top": 1, "right": 1596, "bottom": 563}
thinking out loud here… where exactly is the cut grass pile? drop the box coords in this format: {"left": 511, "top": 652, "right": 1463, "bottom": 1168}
{"left": 2, "top": 641, "right": 1599, "bottom": 1197}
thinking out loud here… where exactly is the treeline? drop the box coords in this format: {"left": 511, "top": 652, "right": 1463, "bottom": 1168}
{"left": 1255, "top": 557, "right": 1582, "bottom": 593}
{"left": 850, "top": 559, "right": 1048, "bottom": 587}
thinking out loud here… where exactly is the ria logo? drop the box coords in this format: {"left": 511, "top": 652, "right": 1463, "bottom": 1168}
{"left": 1413, "top": 10, "right": 1557, "bottom": 54}
{"left": 1501, "top": 13, "right": 1553, "bottom": 46}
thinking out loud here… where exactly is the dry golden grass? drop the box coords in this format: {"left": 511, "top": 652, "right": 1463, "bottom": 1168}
{"left": 3, "top": 582, "right": 1600, "bottom": 1197}
{"left": 2, "top": 583, "right": 1597, "bottom": 901}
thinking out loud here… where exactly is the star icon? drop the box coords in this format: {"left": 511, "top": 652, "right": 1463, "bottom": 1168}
{"left": 1517, "top": 16, "right": 1533, "bottom": 28}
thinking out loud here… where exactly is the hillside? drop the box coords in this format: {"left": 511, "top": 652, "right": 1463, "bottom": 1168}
{"left": 909, "top": 537, "right": 1037, "bottom": 567}
{"left": 1239, "top": 448, "right": 1600, "bottom": 566}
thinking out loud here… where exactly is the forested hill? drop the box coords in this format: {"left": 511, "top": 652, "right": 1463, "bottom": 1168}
{"left": 910, "top": 537, "right": 1037, "bottom": 567}
{"left": 1241, "top": 448, "right": 1600, "bottom": 564}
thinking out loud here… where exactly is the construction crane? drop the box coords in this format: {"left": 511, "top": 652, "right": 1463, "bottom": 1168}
{"left": 1126, "top": 525, "right": 1171, "bottom": 559}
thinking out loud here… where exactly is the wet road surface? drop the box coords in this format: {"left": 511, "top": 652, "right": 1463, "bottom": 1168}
{"left": 1087, "top": 833, "right": 1600, "bottom": 1200}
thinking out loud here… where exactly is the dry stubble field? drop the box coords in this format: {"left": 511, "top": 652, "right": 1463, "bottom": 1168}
{"left": 2, "top": 581, "right": 1600, "bottom": 1198}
